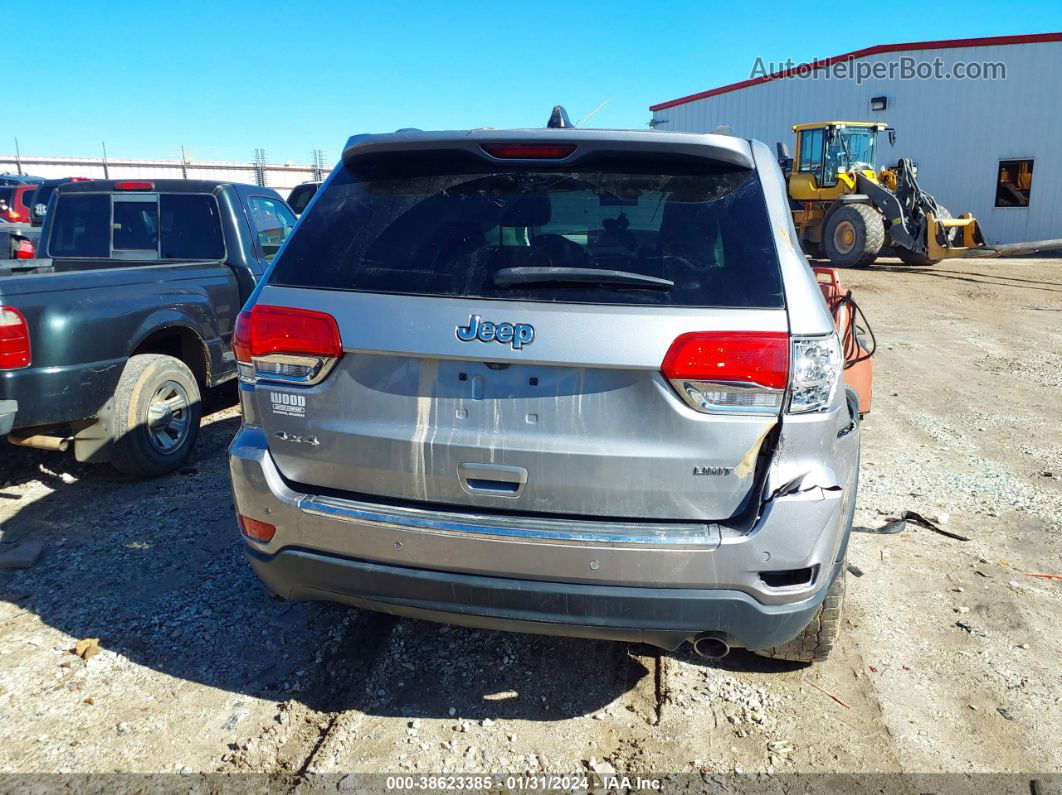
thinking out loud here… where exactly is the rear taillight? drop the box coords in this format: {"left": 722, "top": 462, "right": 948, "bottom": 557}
{"left": 234, "top": 305, "right": 342, "bottom": 385}
{"left": 661, "top": 331, "right": 842, "bottom": 415}
{"left": 238, "top": 514, "right": 276, "bottom": 542}
{"left": 662, "top": 332, "right": 789, "bottom": 415}
{"left": 14, "top": 239, "right": 34, "bottom": 259}
{"left": 788, "top": 335, "right": 842, "bottom": 413}
{"left": 0, "top": 306, "right": 31, "bottom": 370}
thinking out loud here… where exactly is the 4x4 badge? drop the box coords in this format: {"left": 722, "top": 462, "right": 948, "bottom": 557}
{"left": 456, "top": 315, "right": 534, "bottom": 350}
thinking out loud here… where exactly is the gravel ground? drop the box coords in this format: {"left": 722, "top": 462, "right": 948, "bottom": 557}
{"left": 0, "top": 256, "right": 1059, "bottom": 791}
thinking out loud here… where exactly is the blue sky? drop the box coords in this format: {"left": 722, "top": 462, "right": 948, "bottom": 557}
{"left": 16, "top": 0, "right": 1061, "bottom": 164}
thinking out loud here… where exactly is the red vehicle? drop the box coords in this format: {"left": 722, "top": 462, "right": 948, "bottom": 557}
{"left": 0, "top": 185, "right": 37, "bottom": 224}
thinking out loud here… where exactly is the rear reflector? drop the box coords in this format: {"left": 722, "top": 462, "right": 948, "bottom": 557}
{"left": 480, "top": 143, "right": 576, "bottom": 159}
{"left": 238, "top": 514, "right": 276, "bottom": 542}
{"left": 114, "top": 181, "right": 155, "bottom": 191}
{"left": 0, "top": 306, "right": 31, "bottom": 370}
{"left": 662, "top": 332, "right": 789, "bottom": 389}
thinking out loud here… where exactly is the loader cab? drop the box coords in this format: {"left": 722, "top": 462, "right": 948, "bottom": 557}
{"left": 789, "top": 122, "right": 887, "bottom": 201}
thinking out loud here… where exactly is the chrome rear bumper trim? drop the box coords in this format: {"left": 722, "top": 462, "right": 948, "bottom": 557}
{"left": 298, "top": 494, "right": 722, "bottom": 548}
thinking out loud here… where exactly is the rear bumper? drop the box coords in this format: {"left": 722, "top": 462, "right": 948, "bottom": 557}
{"left": 0, "top": 400, "right": 15, "bottom": 436}
{"left": 246, "top": 546, "right": 837, "bottom": 650}
{"left": 229, "top": 422, "right": 856, "bottom": 649}
{"left": 0, "top": 359, "right": 124, "bottom": 429}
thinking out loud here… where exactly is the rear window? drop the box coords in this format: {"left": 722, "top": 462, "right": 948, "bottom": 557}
{"left": 0, "top": 188, "right": 13, "bottom": 206}
{"left": 48, "top": 192, "right": 224, "bottom": 259}
{"left": 268, "top": 155, "right": 784, "bottom": 308}
{"left": 287, "top": 183, "right": 317, "bottom": 214}
{"left": 31, "top": 184, "right": 58, "bottom": 223}
{"left": 49, "top": 194, "right": 110, "bottom": 257}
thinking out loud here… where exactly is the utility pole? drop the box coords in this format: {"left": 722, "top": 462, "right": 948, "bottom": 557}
{"left": 253, "top": 148, "right": 267, "bottom": 187}
{"left": 180, "top": 145, "right": 189, "bottom": 179}
{"left": 311, "top": 148, "right": 325, "bottom": 181}
{"left": 101, "top": 142, "right": 109, "bottom": 179}
{"left": 13, "top": 137, "right": 22, "bottom": 175}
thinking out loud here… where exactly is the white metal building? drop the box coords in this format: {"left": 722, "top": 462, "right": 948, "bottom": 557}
{"left": 649, "top": 33, "right": 1062, "bottom": 244}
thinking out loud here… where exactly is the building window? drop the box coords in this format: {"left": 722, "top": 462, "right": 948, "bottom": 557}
{"left": 995, "top": 159, "right": 1033, "bottom": 207}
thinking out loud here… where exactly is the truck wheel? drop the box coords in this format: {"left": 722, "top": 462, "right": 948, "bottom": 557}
{"left": 824, "top": 204, "right": 884, "bottom": 268}
{"left": 752, "top": 566, "right": 846, "bottom": 663}
{"left": 110, "top": 354, "right": 202, "bottom": 477}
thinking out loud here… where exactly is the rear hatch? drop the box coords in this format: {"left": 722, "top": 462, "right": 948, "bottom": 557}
{"left": 248, "top": 135, "right": 788, "bottom": 521}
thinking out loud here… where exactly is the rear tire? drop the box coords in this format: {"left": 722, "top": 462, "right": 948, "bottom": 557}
{"left": 752, "top": 567, "right": 846, "bottom": 663}
{"left": 824, "top": 204, "right": 884, "bottom": 268}
{"left": 110, "top": 354, "right": 202, "bottom": 477}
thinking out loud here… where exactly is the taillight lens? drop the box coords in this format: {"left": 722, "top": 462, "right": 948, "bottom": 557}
{"left": 661, "top": 331, "right": 842, "bottom": 415}
{"left": 662, "top": 332, "right": 788, "bottom": 415}
{"left": 238, "top": 514, "right": 276, "bottom": 543}
{"left": 14, "top": 239, "right": 35, "bottom": 259}
{"left": 788, "top": 335, "right": 842, "bottom": 413}
{"left": 234, "top": 305, "right": 342, "bottom": 385}
{"left": 0, "top": 306, "right": 31, "bottom": 370}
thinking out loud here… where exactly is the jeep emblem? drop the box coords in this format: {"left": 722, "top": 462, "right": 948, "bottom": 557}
{"left": 456, "top": 314, "right": 534, "bottom": 350}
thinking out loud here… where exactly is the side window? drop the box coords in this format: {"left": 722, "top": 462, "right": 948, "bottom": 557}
{"left": 799, "top": 129, "right": 824, "bottom": 175}
{"left": 248, "top": 196, "right": 296, "bottom": 261}
{"left": 113, "top": 201, "right": 159, "bottom": 252}
{"left": 48, "top": 194, "right": 111, "bottom": 257}
{"left": 995, "top": 159, "right": 1033, "bottom": 207}
{"left": 161, "top": 194, "right": 224, "bottom": 259}
{"left": 288, "top": 184, "right": 316, "bottom": 214}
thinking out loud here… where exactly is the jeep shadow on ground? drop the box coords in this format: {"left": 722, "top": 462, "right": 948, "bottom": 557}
{"left": 0, "top": 386, "right": 671, "bottom": 722}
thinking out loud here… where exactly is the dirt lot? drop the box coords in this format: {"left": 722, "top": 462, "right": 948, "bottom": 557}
{"left": 0, "top": 257, "right": 1059, "bottom": 791}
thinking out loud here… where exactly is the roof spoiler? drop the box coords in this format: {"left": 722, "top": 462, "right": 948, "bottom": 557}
{"left": 340, "top": 129, "right": 755, "bottom": 170}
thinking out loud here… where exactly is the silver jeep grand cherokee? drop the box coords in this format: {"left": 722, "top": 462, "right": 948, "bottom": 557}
{"left": 228, "top": 119, "right": 860, "bottom": 663}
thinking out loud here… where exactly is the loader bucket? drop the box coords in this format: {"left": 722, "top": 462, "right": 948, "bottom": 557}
{"left": 925, "top": 211, "right": 988, "bottom": 259}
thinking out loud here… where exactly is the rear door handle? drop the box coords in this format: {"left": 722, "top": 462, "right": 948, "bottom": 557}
{"left": 457, "top": 463, "right": 528, "bottom": 498}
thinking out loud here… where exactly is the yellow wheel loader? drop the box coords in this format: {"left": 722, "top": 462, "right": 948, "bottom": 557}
{"left": 778, "top": 122, "right": 1061, "bottom": 267}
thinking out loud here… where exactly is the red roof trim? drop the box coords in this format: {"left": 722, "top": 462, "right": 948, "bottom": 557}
{"left": 649, "top": 32, "right": 1062, "bottom": 112}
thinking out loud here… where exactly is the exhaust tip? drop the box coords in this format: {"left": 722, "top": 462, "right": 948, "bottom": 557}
{"left": 692, "top": 632, "right": 730, "bottom": 660}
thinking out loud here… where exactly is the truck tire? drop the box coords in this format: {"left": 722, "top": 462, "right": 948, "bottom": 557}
{"left": 752, "top": 567, "right": 846, "bottom": 663}
{"left": 824, "top": 204, "right": 884, "bottom": 268}
{"left": 109, "top": 354, "right": 202, "bottom": 477}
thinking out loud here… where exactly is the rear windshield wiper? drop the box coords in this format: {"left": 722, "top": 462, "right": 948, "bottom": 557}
{"left": 493, "top": 266, "right": 674, "bottom": 290}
